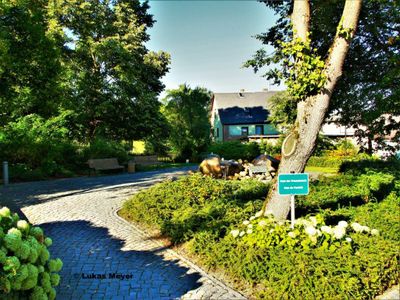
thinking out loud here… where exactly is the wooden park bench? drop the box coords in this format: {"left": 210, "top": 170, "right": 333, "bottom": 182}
{"left": 87, "top": 158, "right": 124, "bottom": 175}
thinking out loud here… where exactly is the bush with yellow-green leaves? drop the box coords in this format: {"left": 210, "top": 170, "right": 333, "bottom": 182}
{"left": 0, "top": 207, "right": 62, "bottom": 299}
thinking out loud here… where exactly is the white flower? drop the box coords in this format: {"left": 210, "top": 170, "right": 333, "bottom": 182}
{"left": 255, "top": 211, "right": 263, "bottom": 218}
{"left": 371, "top": 229, "right": 379, "bottom": 236}
{"left": 258, "top": 220, "right": 267, "bottom": 227}
{"left": 243, "top": 220, "right": 250, "bottom": 226}
{"left": 239, "top": 231, "right": 245, "bottom": 237}
{"left": 269, "top": 229, "right": 274, "bottom": 233}
{"left": 246, "top": 229, "right": 253, "bottom": 234}
{"left": 309, "top": 216, "right": 318, "bottom": 227}
{"left": 249, "top": 216, "right": 255, "bottom": 221}
{"left": 361, "top": 226, "right": 370, "bottom": 233}
{"left": 346, "top": 237, "right": 352, "bottom": 243}
{"left": 333, "top": 226, "right": 346, "bottom": 240}
{"left": 230, "top": 230, "right": 240, "bottom": 238}
{"left": 247, "top": 224, "right": 253, "bottom": 229}
{"left": 316, "top": 229, "right": 322, "bottom": 237}
{"left": 288, "top": 232, "right": 297, "bottom": 238}
{"left": 305, "top": 226, "right": 317, "bottom": 236}
{"left": 338, "top": 221, "right": 348, "bottom": 228}
{"left": 295, "top": 219, "right": 313, "bottom": 228}
{"left": 351, "top": 222, "right": 363, "bottom": 232}
{"left": 321, "top": 226, "right": 333, "bottom": 235}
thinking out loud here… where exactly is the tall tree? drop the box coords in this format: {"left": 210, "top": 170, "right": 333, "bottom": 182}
{"left": 162, "top": 84, "right": 211, "bottom": 161}
{"left": 246, "top": 0, "right": 362, "bottom": 220}
{"left": 0, "top": 0, "right": 65, "bottom": 125}
{"left": 331, "top": 0, "right": 399, "bottom": 153}
{"left": 249, "top": 0, "right": 399, "bottom": 154}
{"left": 60, "top": 0, "right": 170, "bottom": 141}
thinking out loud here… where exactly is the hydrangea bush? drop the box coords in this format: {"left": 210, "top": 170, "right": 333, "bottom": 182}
{"left": 230, "top": 211, "right": 379, "bottom": 251}
{"left": 0, "top": 207, "right": 63, "bottom": 299}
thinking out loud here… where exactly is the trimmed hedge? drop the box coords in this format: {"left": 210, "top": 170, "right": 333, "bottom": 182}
{"left": 207, "top": 141, "right": 260, "bottom": 161}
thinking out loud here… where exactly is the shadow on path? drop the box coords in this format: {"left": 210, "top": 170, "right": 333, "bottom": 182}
{"left": 41, "top": 220, "right": 202, "bottom": 300}
{"left": 0, "top": 167, "right": 196, "bottom": 220}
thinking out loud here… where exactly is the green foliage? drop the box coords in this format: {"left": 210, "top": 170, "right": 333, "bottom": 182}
{"left": 266, "top": 91, "right": 297, "bottom": 128}
{"left": 307, "top": 156, "right": 345, "bottom": 168}
{"left": 0, "top": 207, "right": 62, "bottom": 299}
{"left": 297, "top": 172, "right": 395, "bottom": 215}
{"left": 121, "top": 158, "right": 399, "bottom": 298}
{"left": 0, "top": 0, "right": 64, "bottom": 126}
{"left": 161, "top": 84, "right": 212, "bottom": 161}
{"left": 207, "top": 141, "right": 260, "bottom": 161}
{"left": 120, "top": 174, "right": 268, "bottom": 244}
{"left": 83, "top": 138, "right": 129, "bottom": 164}
{"left": 277, "top": 37, "right": 327, "bottom": 100}
{"left": 60, "top": 0, "right": 170, "bottom": 141}
{"left": 0, "top": 0, "right": 172, "bottom": 178}
{"left": 258, "top": 139, "right": 282, "bottom": 157}
{"left": 251, "top": 0, "right": 400, "bottom": 153}
{"left": 0, "top": 113, "right": 82, "bottom": 180}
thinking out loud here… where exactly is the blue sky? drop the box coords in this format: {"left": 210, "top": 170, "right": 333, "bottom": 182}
{"left": 146, "top": 1, "right": 284, "bottom": 95}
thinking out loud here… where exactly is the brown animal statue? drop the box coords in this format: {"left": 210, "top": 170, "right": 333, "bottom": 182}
{"left": 199, "top": 156, "right": 244, "bottom": 178}
{"left": 199, "top": 156, "right": 223, "bottom": 178}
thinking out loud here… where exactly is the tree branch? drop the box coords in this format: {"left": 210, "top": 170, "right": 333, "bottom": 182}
{"left": 324, "top": 0, "right": 363, "bottom": 93}
{"left": 291, "top": 0, "right": 310, "bottom": 42}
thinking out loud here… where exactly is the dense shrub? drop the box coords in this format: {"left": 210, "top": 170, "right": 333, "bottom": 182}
{"left": 339, "top": 158, "right": 400, "bottom": 177}
{"left": 0, "top": 114, "right": 130, "bottom": 181}
{"left": 207, "top": 141, "right": 260, "bottom": 161}
{"left": 82, "top": 138, "right": 129, "bottom": 164}
{"left": 297, "top": 172, "right": 395, "bottom": 215}
{"left": 0, "top": 207, "right": 63, "bottom": 299}
{"left": 258, "top": 139, "right": 282, "bottom": 156}
{"left": 120, "top": 174, "right": 268, "bottom": 243}
{"left": 0, "top": 114, "right": 83, "bottom": 180}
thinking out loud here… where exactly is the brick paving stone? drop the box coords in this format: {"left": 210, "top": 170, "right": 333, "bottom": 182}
{"left": 0, "top": 167, "right": 246, "bottom": 300}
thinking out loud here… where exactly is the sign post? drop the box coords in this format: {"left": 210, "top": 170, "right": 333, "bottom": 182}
{"left": 278, "top": 173, "right": 309, "bottom": 229}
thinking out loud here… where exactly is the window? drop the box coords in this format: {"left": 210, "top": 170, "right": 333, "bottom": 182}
{"left": 241, "top": 127, "right": 248, "bottom": 136}
{"left": 255, "top": 125, "right": 264, "bottom": 135}
{"left": 215, "top": 128, "right": 219, "bottom": 138}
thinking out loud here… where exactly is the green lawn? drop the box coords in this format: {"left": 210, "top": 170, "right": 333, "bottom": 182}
{"left": 305, "top": 165, "right": 339, "bottom": 174}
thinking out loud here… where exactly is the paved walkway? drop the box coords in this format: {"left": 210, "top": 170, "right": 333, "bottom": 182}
{"left": 0, "top": 168, "right": 245, "bottom": 300}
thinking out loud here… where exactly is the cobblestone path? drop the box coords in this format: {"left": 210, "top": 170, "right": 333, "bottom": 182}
{"left": 0, "top": 168, "right": 245, "bottom": 300}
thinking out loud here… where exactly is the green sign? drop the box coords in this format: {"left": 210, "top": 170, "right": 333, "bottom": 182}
{"left": 278, "top": 173, "right": 309, "bottom": 195}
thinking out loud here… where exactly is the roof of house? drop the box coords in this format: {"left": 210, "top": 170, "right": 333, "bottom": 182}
{"left": 218, "top": 106, "right": 269, "bottom": 125}
{"left": 212, "top": 91, "right": 277, "bottom": 111}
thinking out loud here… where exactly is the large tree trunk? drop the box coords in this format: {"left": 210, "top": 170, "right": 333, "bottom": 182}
{"left": 264, "top": 0, "right": 362, "bottom": 220}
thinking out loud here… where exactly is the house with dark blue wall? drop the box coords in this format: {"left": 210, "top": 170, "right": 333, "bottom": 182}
{"left": 210, "top": 91, "right": 280, "bottom": 143}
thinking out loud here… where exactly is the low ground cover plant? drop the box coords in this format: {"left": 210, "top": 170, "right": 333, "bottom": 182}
{"left": 121, "top": 159, "right": 399, "bottom": 299}
{"left": 120, "top": 174, "right": 268, "bottom": 244}
{"left": 0, "top": 207, "right": 63, "bottom": 299}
